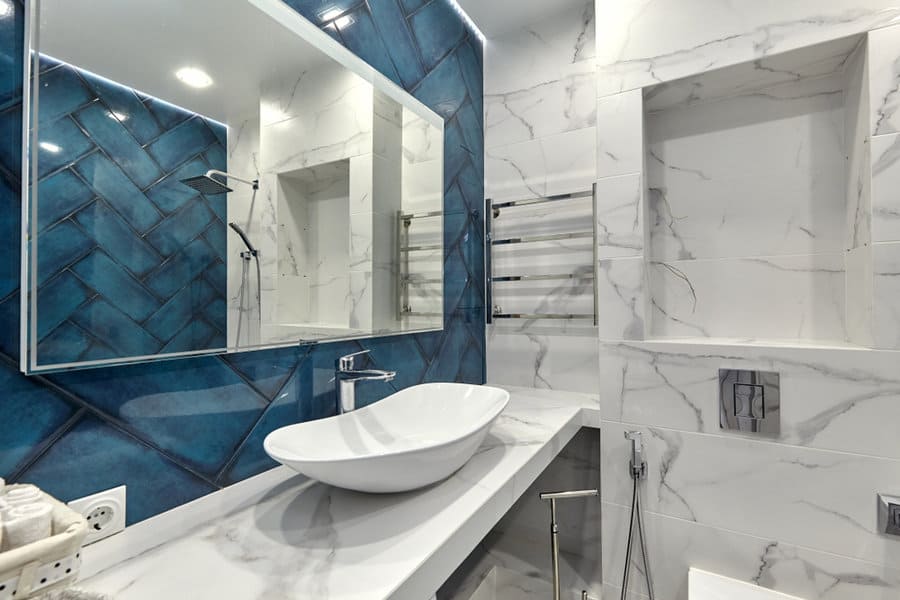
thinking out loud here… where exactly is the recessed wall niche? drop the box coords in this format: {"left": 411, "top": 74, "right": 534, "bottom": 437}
{"left": 642, "top": 34, "right": 869, "bottom": 346}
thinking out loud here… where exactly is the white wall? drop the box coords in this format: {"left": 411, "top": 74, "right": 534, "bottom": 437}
{"left": 484, "top": 1, "right": 600, "bottom": 394}
{"left": 594, "top": 1, "right": 900, "bottom": 599}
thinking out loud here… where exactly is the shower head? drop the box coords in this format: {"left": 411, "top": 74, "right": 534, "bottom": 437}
{"left": 229, "top": 222, "right": 257, "bottom": 254}
{"left": 181, "top": 174, "right": 233, "bottom": 194}
{"left": 180, "top": 170, "right": 259, "bottom": 195}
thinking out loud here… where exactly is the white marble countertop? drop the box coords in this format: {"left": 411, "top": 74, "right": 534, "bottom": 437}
{"left": 78, "top": 386, "right": 600, "bottom": 600}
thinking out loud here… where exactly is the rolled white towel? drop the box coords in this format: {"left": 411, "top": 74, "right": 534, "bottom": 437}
{"left": 0, "top": 476, "right": 5, "bottom": 494}
{"left": 3, "top": 484, "right": 42, "bottom": 506}
{"left": 3, "top": 502, "right": 53, "bottom": 549}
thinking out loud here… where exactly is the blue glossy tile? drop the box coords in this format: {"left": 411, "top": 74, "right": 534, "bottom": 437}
{"left": 0, "top": 291, "right": 19, "bottom": 358}
{"left": 143, "top": 97, "right": 192, "bottom": 131}
{"left": 36, "top": 270, "right": 92, "bottom": 339}
{"left": 424, "top": 315, "right": 468, "bottom": 382}
{"left": 0, "top": 0, "right": 24, "bottom": 110}
{"left": 399, "top": 0, "right": 428, "bottom": 13}
{"left": 363, "top": 334, "right": 426, "bottom": 390}
{"left": 203, "top": 220, "right": 227, "bottom": 261}
{"left": 71, "top": 299, "right": 162, "bottom": 357}
{"left": 219, "top": 362, "right": 328, "bottom": 485}
{"left": 37, "top": 117, "right": 94, "bottom": 178}
{"left": 413, "top": 53, "right": 467, "bottom": 119}
{"left": 0, "top": 361, "right": 77, "bottom": 477}
{"left": 413, "top": 330, "right": 442, "bottom": 362}
{"left": 443, "top": 246, "right": 469, "bottom": 314}
{"left": 223, "top": 346, "right": 304, "bottom": 400}
{"left": 145, "top": 158, "right": 209, "bottom": 215}
{"left": 74, "top": 152, "right": 162, "bottom": 233}
{"left": 337, "top": 6, "right": 401, "bottom": 85}
{"left": 74, "top": 200, "right": 160, "bottom": 278}
{"left": 202, "top": 296, "right": 226, "bottom": 332}
{"left": 147, "top": 117, "right": 217, "bottom": 172}
{"left": 458, "top": 340, "right": 484, "bottom": 384}
{"left": 37, "top": 219, "right": 94, "bottom": 284}
{"left": 0, "top": 105, "right": 20, "bottom": 174}
{"left": 443, "top": 120, "right": 467, "bottom": 187}
{"left": 37, "top": 65, "right": 94, "bottom": 125}
{"left": 50, "top": 357, "right": 269, "bottom": 477}
{"left": 146, "top": 197, "right": 215, "bottom": 257}
{"left": 80, "top": 71, "right": 163, "bottom": 145}
{"left": 204, "top": 260, "right": 227, "bottom": 296}
{"left": 456, "top": 38, "right": 484, "bottom": 126}
{"left": 0, "top": 176, "right": 19, "bottom": 299}
{"left": 37, "top": 320, "right": 115, "bottom": 365}
{"left": 454, "top": 160, "right": 482, "bottom": 215}
{"left": 368, "top": 1, "right": 425, "bottom": 88}
{"left": 455, "top": 100, "right": 483, "bottom": 166}
{"left": 159, "top": 319, "right": 219, "bottom": 354}
{"left": 72, "top": 250, "right": 160, "bottom": 321}
{"left": 409, "top": 0, "right": 465, "bottom": 70}
{"left": 203, "top": 143, "right": 226, "bottom": 171}
{"left": 443, "top": 191, "right": 468, "bottom": 250}
{"left": 145, "top": 237, "right": 218, "bottom": 299}
{"left": 143, "top": 278, "right": 215, "bottom": 347}
{"left": 20, "top": 414, "right": 216, "bottom": 525}
{"left": 74, "top": 102, "right": 163, "bottom": 189}
{"left": 37, "top": 168, "right": 94, "bottom": 231}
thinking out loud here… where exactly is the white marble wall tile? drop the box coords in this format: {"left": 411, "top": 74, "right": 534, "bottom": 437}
{"left": 648, "top": 254, "right": 846, "bottom": 342}
{"left": 872, "top": 241, "right": 900, "bottom": 349}
{"left": 597, "top": 339, "right": 900, "bottom": 460}
{"left": 600, "top": 420, "right": 900, "bottom": 565}
{"left": 486, "top": 127, "right": 598, "bottom": 201}
{"left": 844, "top": 39, "right": 872, "bottom": 250}
{"left": 596, "top": 257, "right": 645, "bottom": 341}
{"left": 596, "top": 173, "right": 643, "bottom": 258}
{"left": 596, "top": 89, "right": 643, "bottom": 179}
{"left": 844, "top": 246, "right": 874, "bottom": 345}
{"left": 646, "top": 74, "right": 847, "bottom": 261}
{"left": 601, "top": 499, "right": 900, "bottom": 600}
{"left": 348, "top": 154, "right": 373, "bottom": 215}
{"left": 870, "top": 133, "right": 900, "bottom": 241}
{"left": 487, "top": 329, "right": 599, "bottom": 393}
{"left": 868, "top": 23, "right": 900, "bottom": 136}
{"left": 595, "top": 0, "right": 900, "bottom": 97}
{"left": 643, "top": 35, "right": 864, "bottom": 113}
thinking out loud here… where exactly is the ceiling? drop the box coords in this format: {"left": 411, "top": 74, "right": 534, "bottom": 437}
{"left": 454, "top": 0, "right": 588, "bottom": 38}
{"left": 39, "top": 0, "right": 332, "bottom": 122}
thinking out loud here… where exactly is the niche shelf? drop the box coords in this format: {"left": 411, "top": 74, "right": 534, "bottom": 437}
{"left": 639, "top": 34, "right": 872, "bottom": 349}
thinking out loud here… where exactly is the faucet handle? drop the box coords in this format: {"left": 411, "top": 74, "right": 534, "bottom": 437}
{"left": 337, "top": 349, "right": 370, "bottom": 371}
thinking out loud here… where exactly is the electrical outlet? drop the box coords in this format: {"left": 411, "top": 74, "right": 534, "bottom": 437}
{"left": 68, "top": 485, "right": 126, "bottom": 544}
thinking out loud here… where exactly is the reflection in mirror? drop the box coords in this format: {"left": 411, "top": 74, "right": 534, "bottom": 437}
{"left": 21, "top": 0, "right": 444, "bottom": 373}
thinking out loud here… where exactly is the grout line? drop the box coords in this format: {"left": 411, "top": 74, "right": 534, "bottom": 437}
{"left": 8, "top": 407, "right": 86, "bottom": 482}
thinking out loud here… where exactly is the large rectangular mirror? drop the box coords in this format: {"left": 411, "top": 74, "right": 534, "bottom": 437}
{"left": 20, "top": 0, "right": 444, "bottom": 373}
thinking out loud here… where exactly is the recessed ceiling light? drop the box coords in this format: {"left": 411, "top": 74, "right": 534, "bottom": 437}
{"left": 39, "top": 142, "right": 61, "bottom": 153}
{"left": 319, "top": 8, "right": 353, "bottom": 28}
{"left": 175, "top": 67, "right": 213, "bottom": 89}
{"left": 0, "top": 1, "right": 12, "bottom": 18}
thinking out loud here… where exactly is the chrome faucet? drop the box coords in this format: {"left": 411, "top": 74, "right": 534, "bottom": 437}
{"left": 334, "top": 350, "right": 396, "bottom": 414}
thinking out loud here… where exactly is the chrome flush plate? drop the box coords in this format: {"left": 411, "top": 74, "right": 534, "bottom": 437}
{"left": 719, "top": 369, "right": 780, "bottom": 436}
{"left": 878, "top": 494, "right": 900, "bottom": 537}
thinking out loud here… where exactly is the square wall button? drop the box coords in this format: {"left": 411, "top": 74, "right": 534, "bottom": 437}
{"left": 720, "top": 369, "right": 780, "bottom": 436}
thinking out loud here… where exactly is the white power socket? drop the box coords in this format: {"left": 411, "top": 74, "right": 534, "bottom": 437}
{"left": 68, "top": 485, "right": 126, "bottom": 544}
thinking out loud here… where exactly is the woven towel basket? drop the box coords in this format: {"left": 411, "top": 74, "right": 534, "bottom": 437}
{"left": 0, "top": 485, "right": 88, "bottom": 600}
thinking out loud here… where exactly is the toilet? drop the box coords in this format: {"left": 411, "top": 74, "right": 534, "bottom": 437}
{"left": 690, "top": 569, "right": 806, "bottom": 600}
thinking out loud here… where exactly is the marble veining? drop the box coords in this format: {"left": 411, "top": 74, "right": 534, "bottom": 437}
{"left": 79, "top": 388, "right": 600, "bottom": 600}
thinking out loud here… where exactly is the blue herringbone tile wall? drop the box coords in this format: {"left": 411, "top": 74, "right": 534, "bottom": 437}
{"left": 0, "top": 0, "right": 484, "bottom": 524}
{"left": 29, "top": 56, "right": 228, "bottom": 365}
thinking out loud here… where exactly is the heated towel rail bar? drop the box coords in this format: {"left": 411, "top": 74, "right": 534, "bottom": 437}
{"left": 486, "top": 184, "right": 598, "bottom": 325}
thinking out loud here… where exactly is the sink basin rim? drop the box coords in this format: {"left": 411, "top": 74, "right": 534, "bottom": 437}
{"left": 263, "top": 383, "right": 510, "bottom": 465}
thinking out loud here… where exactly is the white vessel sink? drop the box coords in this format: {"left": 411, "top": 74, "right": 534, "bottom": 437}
{"left": 263, "top": 383, "right": 510, "bottom": 493}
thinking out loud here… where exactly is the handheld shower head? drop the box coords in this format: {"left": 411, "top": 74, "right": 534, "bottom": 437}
{"left": 229, "top": 222, "right": 257, "bottom": 254}
{"left": 180, "top": 170, "right": 259, "bottom": 195}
